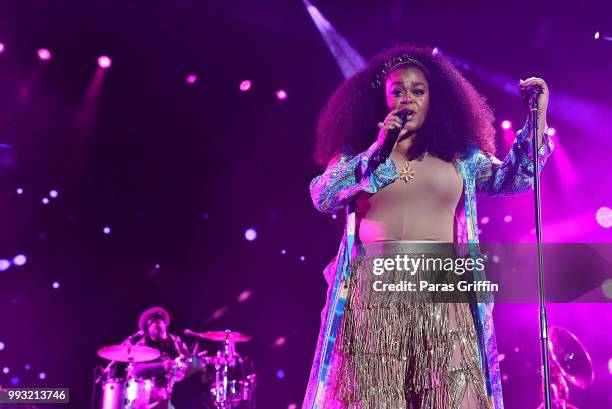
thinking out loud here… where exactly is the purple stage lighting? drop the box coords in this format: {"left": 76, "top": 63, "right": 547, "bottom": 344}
{"left": 275, "top": 89, "right": 288, "bottom": 100}
{"left": 501, "top": 120, "right": 512, "bottom": 130}
{"left": 0, "top": 342, "right": 5, "bottom": 351}
{"left": 103, "top": 226, "right": 111, "bottom": 234}
{"left": 0, "top": 259, "right": 10, "bottom": 271}
{"left": 0, "top": 43, "right": 5, "bottom": 54}
{"left": 37, "top": 48, "right": 52, "bottom": 61}
{"left": 49, "top": 190, "right": 59, "bottom": 198}
{"left": 38, "top": 372, "right": 46, "bottom": 380}
{"left": 97, "top": 55, "right": 112, "bottom": 69}
{"left": 239, "top": 80, "right": 252, "bottom": 92}
{"left": 52, "top": 281, "right": 60, "bottom": 289}
{"left": 2, "top": 367, "right": 9, "bottom": 374}
{"left": 595, "top": 31, "right": 600, "bottom": 40}
{"left": 237, "top": 289, "right": 252, "bottom": 302}
{"left": 596, "top": 207, "right": 612, "bottom": 228}
{"left": 16, "top": 188, "right": 23, "bottom": 194}
{"left": 42, "top": 197, "right": 49, "bottom": 205}
{"left": 185, "top": 74, "right": 197, "bottom": 84}
{"left": 547, "top": 127, "right": 556, "bottom": 136}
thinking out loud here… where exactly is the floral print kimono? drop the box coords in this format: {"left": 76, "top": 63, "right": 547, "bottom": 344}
{"left": 303, "top": 121, "right": 554, "bottom": 409}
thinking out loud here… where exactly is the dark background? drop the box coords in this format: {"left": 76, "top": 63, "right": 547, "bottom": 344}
{"left": 1, "top": 0, "right": 612, "bottom": 407}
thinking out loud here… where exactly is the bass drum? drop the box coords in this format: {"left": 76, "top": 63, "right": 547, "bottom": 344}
{"left": 170, "top": 356, "right": 217, "bottom": 409}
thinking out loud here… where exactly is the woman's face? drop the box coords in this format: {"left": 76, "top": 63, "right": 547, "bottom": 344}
{"left": 384, "top": 66, "right": 430, "bottom": 135}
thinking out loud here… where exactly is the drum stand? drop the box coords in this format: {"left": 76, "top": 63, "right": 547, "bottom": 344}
{"left": 213, "top": 330, "right": 237, "bottom": 409}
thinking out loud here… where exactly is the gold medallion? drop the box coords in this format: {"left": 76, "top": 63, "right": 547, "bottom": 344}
{"left": 399, "top": 161, "right": 415, "bottom": 182}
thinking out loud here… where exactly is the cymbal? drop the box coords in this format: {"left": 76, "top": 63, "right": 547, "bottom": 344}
{"left": 97, "top": 344, "right": 160, "bottom": 363}
{"left": 185, "top": 329, "right": 251, "bottom": 343}
{"left": 548, "top": 326, "right": 594, "bottom": 389}
{"left": 201, "top": 330, "right": 251, "bottom": 343}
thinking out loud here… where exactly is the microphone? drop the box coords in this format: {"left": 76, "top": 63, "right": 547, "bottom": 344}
{"left": 379, "top": 110, "right": 410, "bottom": 157}
{"left": 528, "top": 86, "right": 543, "bottom": 94}
{"left": 127, "top": 330, "right": 145, "bottom": 343}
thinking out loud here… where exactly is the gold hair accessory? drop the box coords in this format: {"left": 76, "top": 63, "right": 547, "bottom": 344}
{"left": 371, "top": 54, "right": 430, "bottom": 89}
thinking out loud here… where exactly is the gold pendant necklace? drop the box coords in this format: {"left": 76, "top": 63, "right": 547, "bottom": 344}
{"left": 399, "top": 160, "right": 415, "bottom": 182}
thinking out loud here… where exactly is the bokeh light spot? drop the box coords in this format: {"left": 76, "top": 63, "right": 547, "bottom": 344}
{"left": 244, "top": 228, "right": 257, "bottom": 241}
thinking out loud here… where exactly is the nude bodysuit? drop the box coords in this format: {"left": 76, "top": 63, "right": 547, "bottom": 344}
{"left": 334, "top": 152, "right": 492, "bottom": 408}
{"left": 355, "top": 151, "right": 463, "bottom": 243}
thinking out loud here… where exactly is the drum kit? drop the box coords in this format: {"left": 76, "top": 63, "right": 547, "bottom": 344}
{"left": 96, "top": 329, "right": 256, "bottom": 409}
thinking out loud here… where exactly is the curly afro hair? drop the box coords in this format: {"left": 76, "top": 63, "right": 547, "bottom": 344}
{"left": 314, "top": 44, "right": 496, "bottom": 166}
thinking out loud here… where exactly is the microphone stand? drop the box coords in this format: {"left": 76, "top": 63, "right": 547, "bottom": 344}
{"left": 530, "top": 91, "right": 552, "bottom": 409}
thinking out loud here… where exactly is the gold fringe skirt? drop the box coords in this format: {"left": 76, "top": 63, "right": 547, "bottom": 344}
{"left": 329, "top": 242, "right": 493, "bottom": 409}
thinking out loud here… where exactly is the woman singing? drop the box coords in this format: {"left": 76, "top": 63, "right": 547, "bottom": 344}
{"left": 303, "top": 44, "right": 554, "bottom": 409}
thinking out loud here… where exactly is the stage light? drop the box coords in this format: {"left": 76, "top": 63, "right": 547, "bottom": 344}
{"left": 52, "top": 281, "right": 60, "bottom": 289}
{"left": 276, "top": 369, "right": 285, "bottom": 379}
{"left": 24, "top": 364, "right": 31, "bottom": 370}
{"left": 0, "top": 43, "right": 5, "bottom": 54}
{"left": 10, "top": 376, "right": 19, "bottom": 386}
{"left": 103, "top": 226, "right": 111, "bottom": 234}
{"left": 240, "top": 80, "right": 252, "bottom": 92}
{"left": 203, "top": 213, "right": 209, "bottom": 220}
{"left": 49, "top": 189, "right": 58, "bottom": 198}
{"left": 0, "top": 259, "right": 10, "bottom": 271}
{"left": 97, "top": 55, "right": 112, "bottom": 69}
{"left": 547, "top": 127, "right": 556, "bottom": 136}
{"left": 432, "top": 47, "right": 440, "bottom": 56}
{"left": 13, "top": 254, "right": 27, "bottom": 266}
{"left": 281, "top": 249, "right": 286, "bottom": 255}
{"left": 596, "top": 207, "right": 612, "bottom": 228}
{"left": 16, "top": 188, "right": 23, "bottom": 194}
{"left": 37, "top": 48, "right": 52, "bottom": 61}
{"left": 595, "top": 31, "right": 600, "bottom": 40}
{"left": 0, "top": 342, "right": 5, "bottom": 351}
{"left": 504, "top": 215, "right": 512, "bottom": 223}
{"left": 42, "top": 197, "right": 49, "bottom": 205}
{"left": 480, "top": 216, "right": 490, "bottom": 225}
{"left": 608, "top": 358, "right": 612, "bottom": 374}
{"left": 244, "top": 228, "right": 257, "bottom": 241}
{"left": 38, "top": 372, "right": 46, "bottom": 380}
{"left": 2, "top": 367, "right": 9, "bottom": 374}
{"left": 276, "top": 89, "right": 288, "bottom": 100}
{"left": 501, "top": 120, "right": 512, "bottom": 130}
{"left": 300, "top": 256, "right": 306, "bottom": 261}
{"left": 185, "top": 74, "right": 197, "bottom": 84}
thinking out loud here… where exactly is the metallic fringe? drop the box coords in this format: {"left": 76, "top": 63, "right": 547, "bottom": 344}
{"left": 330, "top": 254, "right": 492, "bottom": 409}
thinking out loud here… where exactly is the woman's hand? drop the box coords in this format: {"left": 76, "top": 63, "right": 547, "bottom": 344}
{"left": 519, "top": 77, "right": 550, "bottom": 147}
{"left": 519, "top": 77, "right": 549, "bottom": 127}
{"left": 376, "top": 109, "right": 409, "bottom": 148}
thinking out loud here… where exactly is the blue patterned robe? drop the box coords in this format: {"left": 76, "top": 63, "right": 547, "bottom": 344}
{"left": 303, "top": 121, "right": 554, "bottom": 409}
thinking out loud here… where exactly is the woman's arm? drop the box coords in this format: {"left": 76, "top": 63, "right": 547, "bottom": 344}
{"left": 309, "top": 142, "right": 397, "bottom": 212}
{"left": 475, "top": 120, "right": 554, "bottom": 196}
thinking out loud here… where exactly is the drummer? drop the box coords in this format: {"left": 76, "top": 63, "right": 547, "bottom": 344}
{"left": 133, "top": 307, "right": 189, "bottom": 405}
